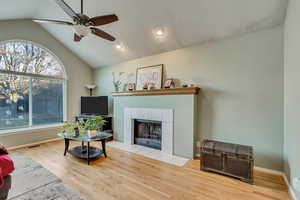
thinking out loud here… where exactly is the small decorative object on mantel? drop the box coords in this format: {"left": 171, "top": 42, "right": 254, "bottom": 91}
{"left": 143, "top": 82, "right": 148, "bottom": 90}
{"left": 164, "top": 78, "right": 175, "bottom": 88}
{"left": 182, "top": 80, "right": 196, "bottom": 88}
{"left": 127, "top": 83, "right": 135, "bottom": 91}
{"left": 112, "top": 72, "right": 125, "bottom": 92}
{"left": 136, "top": 64, "right": 163, "bottom": 90}
{"left": 182, "top": 84, "right": 194, "bottom": 88}
{"left": 147, "top": 83, "right": 155, "bottom": 90}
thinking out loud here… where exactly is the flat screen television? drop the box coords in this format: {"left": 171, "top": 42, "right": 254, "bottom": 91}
{"left": 81, "top": 96, "right": 108, "bottom": 115}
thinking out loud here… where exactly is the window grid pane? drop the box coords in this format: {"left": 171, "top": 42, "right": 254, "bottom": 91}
{"left": 0, "top": 74, "right": 29, "bottom": 130}
{"left": 32, "top": 78, "right": 63, "bottom": 126}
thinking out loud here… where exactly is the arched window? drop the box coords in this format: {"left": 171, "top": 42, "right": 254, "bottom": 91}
{"left": 0, "top": 40, "right": 66, "bottom": 131}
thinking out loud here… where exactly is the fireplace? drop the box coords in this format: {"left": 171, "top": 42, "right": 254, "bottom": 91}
{"left": 134, "top": 119, "right": 162, "bottom": 150}
{"left": 124, "top": 108, "right": 174, "bottom": 155}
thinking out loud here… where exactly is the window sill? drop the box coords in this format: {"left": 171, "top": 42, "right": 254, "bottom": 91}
{"left": 0, "top": 123, "right": 63, "bottom": 136}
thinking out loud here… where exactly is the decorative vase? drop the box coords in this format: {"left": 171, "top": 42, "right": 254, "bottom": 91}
{"left": 114, "top": 86, "right": 120, "bottom": 92}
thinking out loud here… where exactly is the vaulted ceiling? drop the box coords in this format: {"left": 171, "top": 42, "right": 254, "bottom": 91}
{"left": 0, "top": 0, "right": 288, "bottom": 68}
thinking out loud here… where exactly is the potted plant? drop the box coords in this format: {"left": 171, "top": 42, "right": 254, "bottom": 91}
{"left": 84, "top": 116, "right": 107, "bottom": 137}
{"left": 61, "top": 120, "right": 86, "bottom": 137}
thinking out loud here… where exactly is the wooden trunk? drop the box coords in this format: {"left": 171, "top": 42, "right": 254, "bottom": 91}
{"left": 200, "top": 140, "right": 254, "bottom": 184}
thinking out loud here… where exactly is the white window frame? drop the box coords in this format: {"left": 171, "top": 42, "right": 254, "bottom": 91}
{"left": 0, "top": 40, "right": 67, "bottom": 133}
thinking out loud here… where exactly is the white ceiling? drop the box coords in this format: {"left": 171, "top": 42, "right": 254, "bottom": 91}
{"left": 0, "top": 0, "right": 288, "bottom": 68}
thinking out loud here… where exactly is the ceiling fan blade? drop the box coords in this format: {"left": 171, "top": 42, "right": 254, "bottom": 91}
{"left": 55, "top": 0, "right": 80, "bottom": 21}
{"left": 89, "top": 15, "right": 118, "bottom": 26}
{"left": 74, "top": 33, "right": 82, "bottom": 42}
{"left": 90, "top": 28, "right": 116, "bottom": 41}
{"left": 32, "top": 19, "right": 73, "bottom": 26}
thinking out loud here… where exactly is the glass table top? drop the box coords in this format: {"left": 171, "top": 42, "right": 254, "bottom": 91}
{"left": 58, "top": 131, "right": 112, "bottom": 142}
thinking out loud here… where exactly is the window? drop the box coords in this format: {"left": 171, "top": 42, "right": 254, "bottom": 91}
{"left": 0, "top": 41, "right": 66, "bottom": 131}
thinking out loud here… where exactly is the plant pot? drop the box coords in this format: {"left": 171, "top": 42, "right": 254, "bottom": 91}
{"left": 87, "top": 130, "right": 98, "bottom": 138}
{"left": 74, "top": 128, "right": 80, "bottom": 137}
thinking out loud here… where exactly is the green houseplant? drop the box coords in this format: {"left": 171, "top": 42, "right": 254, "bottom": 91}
{"left": 61, "top": 116, "right": 106, "bottom": 137}
{"left": 61, "top": 120, "right": 86, "bottom": 136}
{"left": 84, "top": 116, "right": 106, "bottom": 131}
{"left": 84, "top": 116, "right": 107, "bottom": 137}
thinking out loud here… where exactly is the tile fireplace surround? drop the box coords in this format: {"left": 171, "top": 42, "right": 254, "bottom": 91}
{"left": 124, "top": 108, "right": 174, "bottom": 155}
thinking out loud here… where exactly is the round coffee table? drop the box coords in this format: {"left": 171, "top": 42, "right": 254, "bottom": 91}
{"left": 58, "top": 131, "right": 112, "bottom": 165}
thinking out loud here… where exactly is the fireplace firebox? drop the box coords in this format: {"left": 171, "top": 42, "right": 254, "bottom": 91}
{"left": 134, "top": 119, "right": 162, "bottom": 150}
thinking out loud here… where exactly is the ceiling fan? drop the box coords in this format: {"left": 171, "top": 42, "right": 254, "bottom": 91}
{"left": 32, "top": 0, "right": 119, "bottom": 42}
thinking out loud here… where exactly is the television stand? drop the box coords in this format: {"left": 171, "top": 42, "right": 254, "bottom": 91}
{"left": 75, "top": 115, "right": 113, "bottom": 137}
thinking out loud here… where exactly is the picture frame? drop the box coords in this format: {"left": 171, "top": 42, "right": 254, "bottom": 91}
{"left": 136, "top": 64, "right": 163, "bottom": 90}
{"left": 164, "top": 78, "right": 175, "bottom": 88}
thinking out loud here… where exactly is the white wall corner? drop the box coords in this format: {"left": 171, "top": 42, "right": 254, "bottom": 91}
{"left": 283, "top": 174, "right": 298, "bottom": 200}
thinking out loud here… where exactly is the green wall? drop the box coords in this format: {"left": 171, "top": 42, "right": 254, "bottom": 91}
{"left": 113, "top": 95, "right": 197, "bottom": 158}
{"left": 284, "top": 0, "right": 300, "bottom": 197}
{"left": 0, "top": 19, "right": 94, "bottom": 148}
{"left": 95, "top": 26, "right": 284, "bottom": 170}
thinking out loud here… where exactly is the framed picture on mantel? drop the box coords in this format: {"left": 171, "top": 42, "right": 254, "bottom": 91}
{"left": 136, "top": 64, "right": 163, "bottom": 90}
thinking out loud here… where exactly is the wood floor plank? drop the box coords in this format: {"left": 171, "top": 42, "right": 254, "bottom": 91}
{"left": 12, "top": 140, "right": 291, "bottom": 200}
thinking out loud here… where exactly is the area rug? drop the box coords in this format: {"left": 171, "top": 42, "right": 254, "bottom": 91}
{"left": 1, "top": 152, "right": 86, "bottom": 200}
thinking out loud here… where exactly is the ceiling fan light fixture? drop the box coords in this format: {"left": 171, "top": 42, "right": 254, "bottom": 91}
{"left": 35, "top": 0, "right": 119, "bottom": 42}
{"left": 73, "top": 25, "right": 90, "bottom": 37}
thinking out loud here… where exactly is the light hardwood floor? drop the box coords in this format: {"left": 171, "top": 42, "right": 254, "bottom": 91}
{"left": 13, "top": 140, "right": 291, "bottom": 200}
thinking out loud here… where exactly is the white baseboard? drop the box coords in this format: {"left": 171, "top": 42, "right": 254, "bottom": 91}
{"left": 254, "top": 166, "right": 297, "bottom": 200}
{"left": 7, "top": 137, "right": 63, "bottom": 151}
{"left": 254, "top": 166, "right": 284, "bottom": 175}
{"left": 282, "top": 174, "right": 298, "bottom": 200}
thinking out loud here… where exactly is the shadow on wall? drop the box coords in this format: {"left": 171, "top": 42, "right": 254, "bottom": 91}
{"left": 283, "top": 158, "right": 291, "bottom": 181}
{"left": 108, "top": 96, "right": 114, "bottom": 115}
{"left": 197, "top": 88, "right": 222, "bottom": 144}
{"left": 255, "top": 151, "right": 283, "bottom": 171}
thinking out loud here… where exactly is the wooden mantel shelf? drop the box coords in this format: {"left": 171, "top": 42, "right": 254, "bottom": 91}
{"left": 112, "top": 87, "right": 200, "bottom": 97}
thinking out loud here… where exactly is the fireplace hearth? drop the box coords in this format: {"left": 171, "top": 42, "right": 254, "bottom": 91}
{"left": 134, "top": 119, "right": 162, "bottom": 150}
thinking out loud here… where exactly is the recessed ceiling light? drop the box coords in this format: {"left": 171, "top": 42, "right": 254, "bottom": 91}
{"left": 153, "top": 27, "right": 167, "bottom": 39}
{"left": 115, "top": 43, "right": 127, "bottom": 51}
{"left": 116, "top": 44, "right": 122, "bottom": 49}
{"left": 156, "top": 29, "right": 164, "bottom": 36}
